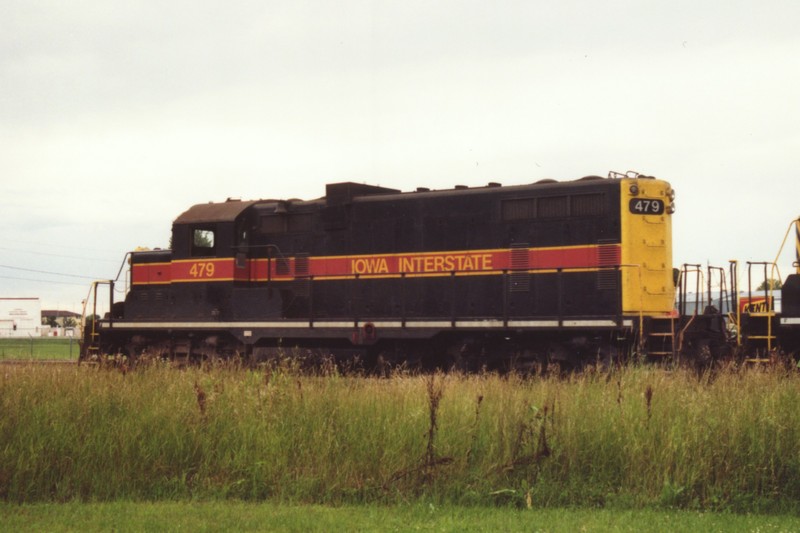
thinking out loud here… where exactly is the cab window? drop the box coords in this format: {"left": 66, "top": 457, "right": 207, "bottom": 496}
{"left": 192, "top": 228, "right": 216, "bottom": 256}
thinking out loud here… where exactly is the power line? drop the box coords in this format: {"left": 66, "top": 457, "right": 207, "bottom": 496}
{"left": 0, "top": 274, "right": 88, "bottom": 287}
{"left": 0, "top": 264, "right": 103, "bottom": 280}
{"left": 1, "top": 238, "right": 122, "bottom": 254}
{"left": 0, "top": 246, "right": 120, "bottom": 263}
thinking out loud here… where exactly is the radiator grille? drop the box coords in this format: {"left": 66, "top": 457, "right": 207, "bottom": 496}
{"left": 597, "top": 241, "right": 619, "bottom": 290}
{"left": 510, "top": 243, "right": 530, "bottom": 292}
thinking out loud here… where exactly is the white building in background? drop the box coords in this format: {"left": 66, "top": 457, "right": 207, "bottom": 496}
{"left": 0, "top": 298, "right": 42, "bottom": 338}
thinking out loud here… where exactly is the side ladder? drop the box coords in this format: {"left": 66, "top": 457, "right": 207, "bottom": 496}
{"left": 742, "top": 261, "right": 778, "bottom": 364}
{"left": 645, "top": 316, "right": 676, "bottom": 359}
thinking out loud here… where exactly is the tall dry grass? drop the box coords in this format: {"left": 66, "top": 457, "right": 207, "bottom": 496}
{"left": 1, "top": 361, "right": 799, "bottom": 510}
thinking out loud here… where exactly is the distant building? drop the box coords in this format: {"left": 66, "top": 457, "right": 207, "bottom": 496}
{"left": 0, "top": 298, "right": 42, "bottom": 338}
{"left": 41, "top": 309, "right": 82, "bottom": 337}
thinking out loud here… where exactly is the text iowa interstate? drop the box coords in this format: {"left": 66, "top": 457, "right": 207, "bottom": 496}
{"left": 349, "top": 253, "right": 493, "bottom": 275}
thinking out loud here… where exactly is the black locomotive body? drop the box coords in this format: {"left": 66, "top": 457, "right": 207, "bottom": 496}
{"left": 83, "top": 171, "right": 800, "bottom": 367}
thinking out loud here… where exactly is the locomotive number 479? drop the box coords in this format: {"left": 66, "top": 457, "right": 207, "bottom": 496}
{"left": 629, "top": 198, "right": 665, "bottom": 214}
{"left": 189, "top": 262, "right": 216, "bottom": 278}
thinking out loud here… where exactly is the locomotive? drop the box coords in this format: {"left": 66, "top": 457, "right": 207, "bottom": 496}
{"left": 81, "top": 171, "right": 800, "bottom": 368}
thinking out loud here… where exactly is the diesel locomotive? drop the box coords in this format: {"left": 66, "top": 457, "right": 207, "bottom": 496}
{"left": 81, "top": 171, "right": 800, "bottom": 368}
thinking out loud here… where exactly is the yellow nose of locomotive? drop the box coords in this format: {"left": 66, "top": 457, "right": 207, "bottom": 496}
{"left": 619, "top": 174, "right": 675, "bottom": 316}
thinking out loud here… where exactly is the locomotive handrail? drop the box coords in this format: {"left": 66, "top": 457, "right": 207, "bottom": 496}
{"left": 796, "top": 217, "right": 800, "bottom": 275}
{"left": 632, "top": 263, "right": 645, "bottom": 356}
{"left": 115, "top": 252, "right": 132, "bottom": 283}
{"left": 112, "top": 251, "right": 132, "bottom": 297}
{"left": 771, "top": 217, "right": 800, "bottom": 276}
{"left": 745, "top": 261, "right": 780, "bottom": 307}
{"left": 676, "top": 314, "right": 696, "bottom": 354}
{"left": 730, "top": 260, "right": 741, "bottom": 347}
{"left": 745, "top": 261, "right": 779, "bottom": 352}
{"left": 707, "top": 266, "right": 730, "bottom": 315}
{"left": 79, "top": 279, "right": 114, "bottom": 361}
{"left": 678, "top": 264, "right": 704, "bottom": 317}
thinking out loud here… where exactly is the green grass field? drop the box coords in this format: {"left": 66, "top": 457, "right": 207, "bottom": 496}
{"left": 1, "top": 502, "right": 797, "bottom": 532}
{"left": 3, "top": 361, "right": 800, "bottom": 517}
{"left": 0, "top": 337, "right": 80, "bottom": 360}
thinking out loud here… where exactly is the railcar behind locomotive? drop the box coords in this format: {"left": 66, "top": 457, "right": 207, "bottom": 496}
{"left": 80, "top": 171, "right": 800, "bottom": 367}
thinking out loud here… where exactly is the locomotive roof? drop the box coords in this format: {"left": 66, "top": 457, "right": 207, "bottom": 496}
{"left": 173, "top": 175, "right": 658, "bottom": 224}
{"left": 173, "top": 199, "right": 264, "bottom": 224}
{"left": 350, "top": 175, "right": 616, "bottom": 203}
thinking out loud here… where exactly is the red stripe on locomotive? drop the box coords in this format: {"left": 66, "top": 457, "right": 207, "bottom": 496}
{"left": 132, "top": 244, "right": 620, "bottom": 286}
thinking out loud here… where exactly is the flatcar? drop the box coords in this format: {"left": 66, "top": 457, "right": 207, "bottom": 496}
{"left": 80, "top": 171, "right": 800, "bottom": 368}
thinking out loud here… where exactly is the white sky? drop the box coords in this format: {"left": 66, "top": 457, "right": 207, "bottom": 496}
{"left": 2, "top": 0, "right": 799, "bottom": 311}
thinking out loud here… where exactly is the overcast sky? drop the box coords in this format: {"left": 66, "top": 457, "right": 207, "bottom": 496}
{"left": 2, "top": 0, "right": 799, "bottom": 311}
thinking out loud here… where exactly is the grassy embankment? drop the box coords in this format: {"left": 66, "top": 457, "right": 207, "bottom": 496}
{"left": 2, "top": 361, "right": 800, "bottom": 512}
{"left": 0, "top": 337, "right": 79, "bottom": 360}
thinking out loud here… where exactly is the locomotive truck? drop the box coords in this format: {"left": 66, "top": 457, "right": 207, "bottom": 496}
{"left": 80, "top": 171, "right": 800, "bottom": 368}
